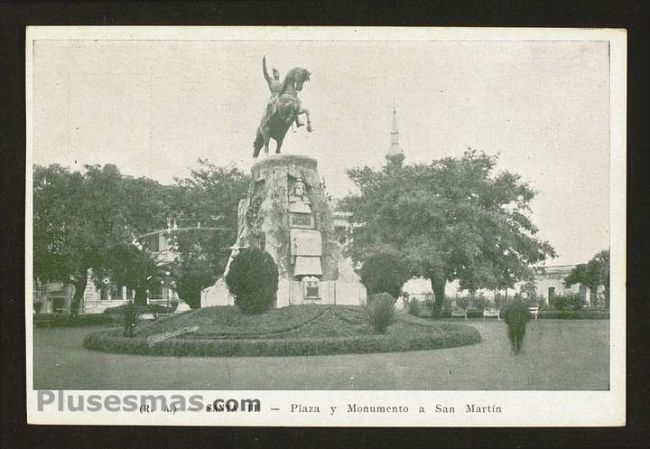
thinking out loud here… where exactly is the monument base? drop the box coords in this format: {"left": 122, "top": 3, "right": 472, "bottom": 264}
{"left": 201, "top": 256, "right": 367, "bottom": 308}
{"left": 200, "top": 153, "right": 367, "bottom": 309}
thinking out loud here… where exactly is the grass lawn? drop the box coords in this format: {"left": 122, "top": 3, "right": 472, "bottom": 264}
{"left": 33, "top": 318, "right": 609, "bottom": 390}
{"left": 133, "top": 305, "right": 329, "bottom": 339}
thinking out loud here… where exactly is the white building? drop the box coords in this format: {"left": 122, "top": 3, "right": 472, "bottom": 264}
{"left": 398, "top": 265, "right": 591, "bottom": 306}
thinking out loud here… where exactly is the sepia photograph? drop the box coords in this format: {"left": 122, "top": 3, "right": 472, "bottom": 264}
{"left": 25, "top": 26, "right": 626, "bottom": 426}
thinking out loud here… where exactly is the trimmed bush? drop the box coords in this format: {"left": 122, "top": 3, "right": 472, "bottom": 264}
{"left": 102, "top": 303, "right": 175, "bottom": 316}
{"left": 538, "top": 310, "right": 609, "bottom": 320}
{"left": 225, "top": 248, "right": 279, "bottom": 314}
{"left": 34, "top": 313, "right": 116, "bottom": 328}
{"left": 550, "top": 293, "right": 585, "bottom": 311}
{"left": 359, "top": 252, "right": 410, "bottom": 297}
{"left": 469, "top": 295, "right": 491, "bottom": 311}
{"left": 407, "top": 297, "right": 435, "bottom": 318}
{"left": 82, "top": 321, "right": 481, "bottom": 357}
{"left": 439, "top": 310, "right": 485, "bottom": 319}
{"left": 364, "top": 293, "right": 397, "bottom": 334}
{"left": 407, "top": 298, "right": 420, "bottom": 316}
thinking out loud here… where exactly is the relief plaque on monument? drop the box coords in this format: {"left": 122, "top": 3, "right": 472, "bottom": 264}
{"left": 288, "top": 178, "right": 315, "bottom": 229}
{"left": 288, "top": 178, "right": 323, "bottom": 277}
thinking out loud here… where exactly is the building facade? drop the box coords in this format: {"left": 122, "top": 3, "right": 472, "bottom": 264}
{"left": 33, "top": 221, "right": 183, "bottom": 315}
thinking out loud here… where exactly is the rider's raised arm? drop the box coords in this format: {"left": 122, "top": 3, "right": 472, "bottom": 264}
{"left": 262, "top": 56, "right": 272, "bottom": 88}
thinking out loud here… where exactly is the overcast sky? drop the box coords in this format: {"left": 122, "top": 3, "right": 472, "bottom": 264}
{"left": 31, "top": 38, "right": 610, "bottom": 266}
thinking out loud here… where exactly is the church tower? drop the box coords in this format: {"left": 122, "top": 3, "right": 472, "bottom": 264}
{"left": 386, "top": 106, "right": 405, "bottom": 165}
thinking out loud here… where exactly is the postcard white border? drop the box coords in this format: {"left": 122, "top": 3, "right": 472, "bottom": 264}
{"left": 25, "top": 26, "right": 626, "bottom": 427}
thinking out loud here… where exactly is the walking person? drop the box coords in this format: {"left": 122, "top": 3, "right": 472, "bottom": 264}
{"left": 503, "top": 299, "right": 530, "bottom": 354}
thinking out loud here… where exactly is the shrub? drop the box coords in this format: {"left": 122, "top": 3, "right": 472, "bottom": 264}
{"left": 455, "top": 296, "right": 470, "bottom": 310}
{"left": 550, "top": 293, "right": 585, "bottom": 311}
{"left": 407, "top": 298, "right": 420, "bottom": 316}
{"left": 225, "top": 248, "right": 279, "bottom": 314}
{"left": 525, "top": 296, "right": 543, "bottom": 308}
{"left": 423, "top": 298, "right": 435, "bottom": 314}
{"left": 34, "top": 313, "right": 116, "bottom": 328}
{"left": 103, "top": 303, "right": 174, "bottom": 316}
{"left": 364, "top": 293, "right": 397, "bottom": 334}
{"left": 538, "top": 310, "right": 609, "bottom": 320}
{"left": 359, "top": 252, "right": 410, "bottom": 297}
{"left": 407, "top": 297, "right": 434, "bottom": 318}
{"left": 469, "top": 294, "right": 491, "bottom": 311}
{"left": 122, "top": 301, "right": 140, "bottom": 337}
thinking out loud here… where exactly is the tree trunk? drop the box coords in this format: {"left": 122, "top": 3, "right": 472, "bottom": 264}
{"left": 429, "top": 273, "right": 446, "bottom": 319}
{"left": 134, "top": 287, "right": 147, "bottom": 306}
{"left": 69, "top": 278, "right": 87, "bottom": 317}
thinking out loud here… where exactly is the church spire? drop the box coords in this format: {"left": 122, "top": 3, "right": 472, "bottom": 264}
{"left": 386, "top": 106, "right": 405, "bottom": 163}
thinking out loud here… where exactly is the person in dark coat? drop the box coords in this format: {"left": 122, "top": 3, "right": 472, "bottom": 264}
{"left": 503, "top": 299, "right": 530, "bottom": 354}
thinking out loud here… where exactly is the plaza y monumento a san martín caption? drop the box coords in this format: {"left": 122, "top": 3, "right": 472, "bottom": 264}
{"left": 290, "top": 404, "right": 503, "bottom": 414}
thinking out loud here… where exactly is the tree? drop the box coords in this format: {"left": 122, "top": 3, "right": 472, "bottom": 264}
{"left": 225, "top": 249, "right": 279, "bottom": 314}
{"left": 168, "top": 230, "right": 226, "bottom": 309}
{"left": 33, "top": 164, "right": 171, "bottom": 314}
{"left": 343, "top": 149, "right": 555, "bottom": 317}
{"left": 33, "top": 164, "right": 84, "bottom": 288}
{"left": 105, "top": 242, "right": 160, "bottom": 305}
{"left": 359, "top": 252, "right": 410, "bottom": 297}
{"left": 564, "top": 249, "right": 610, "bottom": 309}
{"left": 168, "top": 160, "right": 250, "bottom": 308}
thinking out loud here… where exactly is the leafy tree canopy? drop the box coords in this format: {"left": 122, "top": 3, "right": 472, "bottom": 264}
{"left": 564, "top": 249, "right": 610, "bottom": 309}
{"left": 167, "top": 160, "right": 250, "bottom": 308}
{"left": 359, "top": 251, "right": 410, "bottom": 298}
{"left": 33, "top": 164, "right": 172, "bottom": 312}
{"left": 342, "top": 149, "right": 556, "bottom": 315}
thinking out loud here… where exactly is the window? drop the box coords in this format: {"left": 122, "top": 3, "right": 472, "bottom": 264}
{"left": 302, "top": 276, "right": 320, "bottom": 299}
{"left": 548, "top": 287, "right": 555, "bottom": 298}
{"left": 150, "top": 284, "right": 163, "bottom": 300}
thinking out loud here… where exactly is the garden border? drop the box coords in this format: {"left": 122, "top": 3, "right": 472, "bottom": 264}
{"left": 82, "top": 323, "right": 481, "bottom": 357}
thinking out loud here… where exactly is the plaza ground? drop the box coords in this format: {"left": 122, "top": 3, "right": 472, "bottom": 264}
{"left": 33, "top": 319, "right": 609, "bottom": 390}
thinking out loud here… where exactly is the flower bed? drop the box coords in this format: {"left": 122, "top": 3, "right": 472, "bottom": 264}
{"left": 82, "top": 305, "right": 481, "bottom": 357}
{"left": 83, "top": 322, "right": 481, "bottom": 357}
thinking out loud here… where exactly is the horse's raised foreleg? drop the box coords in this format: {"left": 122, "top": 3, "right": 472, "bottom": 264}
{"left": 296, "top": 107, "right": 312, "bottom": 132}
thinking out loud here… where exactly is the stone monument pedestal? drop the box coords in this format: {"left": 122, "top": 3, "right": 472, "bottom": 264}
{"left": 202, "top": 154, "right": 366, "bottom": 308}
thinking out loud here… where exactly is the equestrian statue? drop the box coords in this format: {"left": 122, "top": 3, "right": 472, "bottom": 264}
{"left": 253, "top": 56, "right": 312, "bottom": 158}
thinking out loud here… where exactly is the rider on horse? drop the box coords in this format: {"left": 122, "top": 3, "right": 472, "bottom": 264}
{"left": 262, "top": 56, "right": 283, "bottom": 127}
{"left": 262, "top": 56, "right": 305, "bottom": 130}
{"left": 254, "top": 57, "right": 312, "bottom": 158}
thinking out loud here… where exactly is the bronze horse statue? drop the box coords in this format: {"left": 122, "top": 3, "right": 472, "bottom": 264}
{"left": 253, "top": 60, "right": 312, "bottom": 158}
